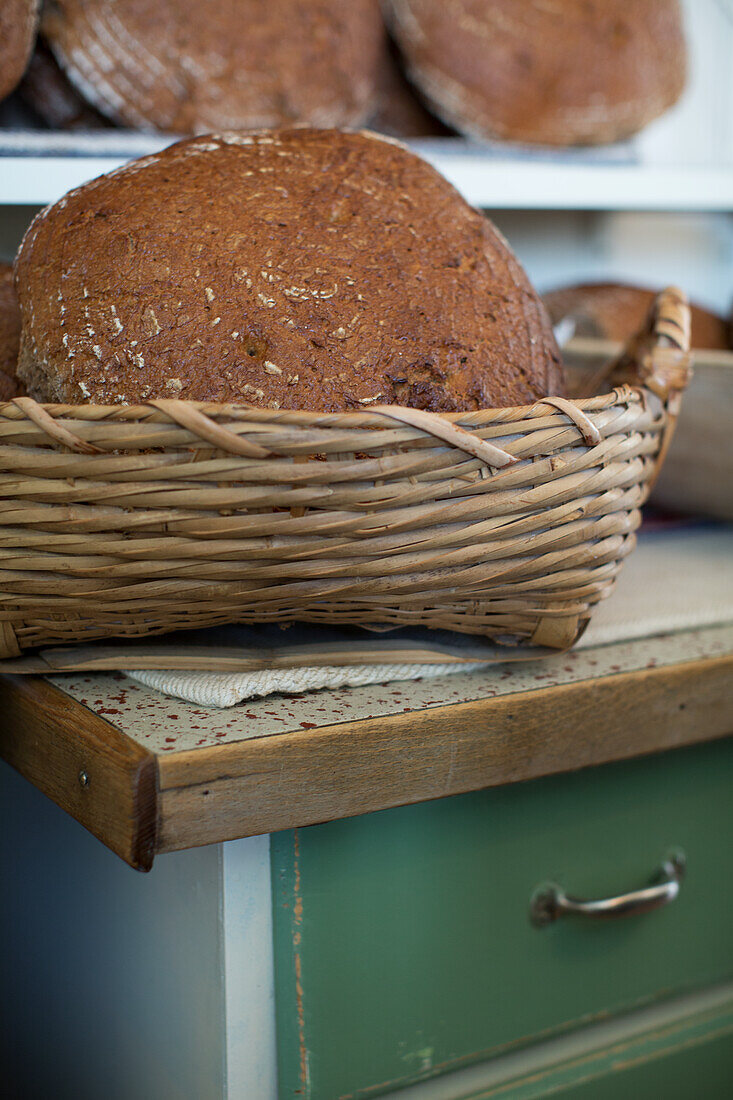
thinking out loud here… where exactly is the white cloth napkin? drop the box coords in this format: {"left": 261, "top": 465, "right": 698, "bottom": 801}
{"left": 129, "top": 525, "right": 733, "bottom": 707}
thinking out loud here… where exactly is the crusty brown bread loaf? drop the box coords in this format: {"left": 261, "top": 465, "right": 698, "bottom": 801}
{"left": 16, "top": 129, "right": 562, "bottom": 412}
{"left": 0, "top": 264, "right": 23, "bottom": 401}
{"left": 0, "top": 0, "right": 39, "bottom": 104}
{"left": 42, "top": 0, "right": 385, "bottom": 133}
{"left": 544, "top": 282, "right": 729, "bottom": 351}
{"left": 384, "top": 0, "right": 687, "bottom": 146}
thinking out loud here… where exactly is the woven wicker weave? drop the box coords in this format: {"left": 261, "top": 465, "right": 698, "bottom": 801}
{"left": 0, "top": 288, "right": 691, "bottom": 659}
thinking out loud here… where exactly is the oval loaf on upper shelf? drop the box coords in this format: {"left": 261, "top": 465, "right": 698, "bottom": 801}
{"left": 544, "top": 282, "right": 730, "bottom": 351}
{"left": 15, "top": 128, "right": 563, "bottom": 412}
{"left": 0, "top": 0, "right": 39, "bottom": 104}
{"left": 383, "top": 0, "right": 687, "bottom": 146}
{"left": 41, "top": 0, "right": 385, "bottom": 133}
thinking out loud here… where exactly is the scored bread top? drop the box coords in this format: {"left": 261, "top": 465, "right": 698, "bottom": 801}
{"left": 544, "top": 282, "right": 730, "bottom": 352}
{"left": 0, "top": 0, "right": 39, "bottom": 103}
{"left": 384, "top": 0, "right": 686, "bottom": 146}
{"left": 16, "top": 128, "right": 562, "bottom": 411}
{"left": 42, "top": 0, "right": 385, "bottom": 133}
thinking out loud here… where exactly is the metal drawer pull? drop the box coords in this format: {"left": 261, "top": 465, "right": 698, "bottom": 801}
{"left": 530, "top": 851, "right": 686, "bottom": 928}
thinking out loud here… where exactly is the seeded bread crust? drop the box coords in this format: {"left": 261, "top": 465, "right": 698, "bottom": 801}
{"left": 0, "top": 0, "right": 39, "bottom": 103}
{"left": 544, "top": 282, "right": 729, "bottom": 352}
{"left": 16, "top": 129, "right": 562, "bottom": 412}
{"left": 0, "top": 264, "right": 23, "bottom": 400}
{"left": 42, "top": 0, "right": 385, "bottom": 133}
{"left": 383, "top": 0, "right": 687, "bottom": 146}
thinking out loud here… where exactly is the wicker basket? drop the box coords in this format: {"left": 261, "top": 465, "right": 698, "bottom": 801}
{"left": 0, "top": 288, "right": 691, "bottom": 660}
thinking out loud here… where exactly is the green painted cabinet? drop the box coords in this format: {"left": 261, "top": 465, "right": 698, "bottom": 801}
{"left": 551, "top": 1032, "right": 733, "bottom": 1100}
{"left": 272, "top": 738, "right": 733, "bottom": 1099}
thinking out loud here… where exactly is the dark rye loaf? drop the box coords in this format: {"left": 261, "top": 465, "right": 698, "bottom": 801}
{"left": 42, "top": 0, "right": 385, "bottom": 133}
{"left": 0, "top": 264, "right": 23, "bottom": 401}
{"left": 384, "top": 0, "right": 687, "bottom": 146}
{"left": 16, "top": 129, "right": 562, "bottom": 412}
{"left": 0, "top": 0, "right": 39, "bottom": 103}
{"left": 544, "top": 282, "right": 730, "bottom": 352}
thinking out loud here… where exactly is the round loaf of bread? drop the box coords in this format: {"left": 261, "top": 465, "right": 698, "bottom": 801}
{"left": 0, "top": 0, "right": 39, "bottom": 103}
{"left": 16, "top": 129, "right": 562, "bottom": 412}
{"left": 544, "top": 282, "right": 729, "bottom": 351}
{"left": 384, "top": 0, "right": 687, "bottom": 146}
{"left": 0, "top": 264, "right": 23, "bottom": 401}
{"left": 42, "top": 0, "right": 385, "bottom": 133}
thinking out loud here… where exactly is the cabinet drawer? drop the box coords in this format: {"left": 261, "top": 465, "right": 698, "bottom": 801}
{"left": 271, "top": 737, "right": 733, "bottom": 1100}
{"left": 552, "top": 1029, "right": 733, "bottom": 1100}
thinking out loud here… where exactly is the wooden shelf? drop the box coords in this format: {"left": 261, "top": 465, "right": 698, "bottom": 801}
{"left": 1, "top": 623, "right": 732, "bottom": 870}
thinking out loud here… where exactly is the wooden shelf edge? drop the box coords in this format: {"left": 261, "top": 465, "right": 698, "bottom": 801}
{"left": 0, "top": 676, "right": 158, "bottom": 871}
{"left": 155, "top": 654, "right": 733, "bottom": 852}
{"left": 2, "top": 649, "right": 732, "bottom": 864}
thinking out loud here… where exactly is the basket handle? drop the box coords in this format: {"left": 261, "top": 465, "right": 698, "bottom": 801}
{"left": 572, "top": 286, "right": 692, "bottom": 489}
{"left": 572, "top": 286, "right": 692, "bottom": 400}
{"left": 605, "top": 285, "right": 691, "bottom": 398}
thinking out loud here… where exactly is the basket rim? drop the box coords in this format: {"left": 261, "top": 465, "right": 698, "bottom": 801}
{"left": 0, "top": 288, "right": 691, "bottom": 469}
{"left": 0, "top": 384, "right": 644, "bottom": 424}
{"left": 1, "top": 287, "right": 691, "bottom": 427}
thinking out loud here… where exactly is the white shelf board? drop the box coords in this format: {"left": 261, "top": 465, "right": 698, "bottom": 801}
{"left": 418, "top": 148, "right": 733, "bottom": 211}
{"left": 1, "top": 138, "right": 732, "bottom": 211}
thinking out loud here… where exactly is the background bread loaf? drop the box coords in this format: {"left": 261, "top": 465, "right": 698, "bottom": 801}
{"left": 42, "top": 0, "right": 385, "bottom": 133}
{"left": 544, "top": 281, "right": 729, "bottom": 351}
{"left": 16, "top": 129, "right": 562, "bottom": 412}
{"left": 384, "top": 0, "right": 687, "bottom": 146}
{"left": 0, "top": 0, "right": 39, "bottom": 104}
